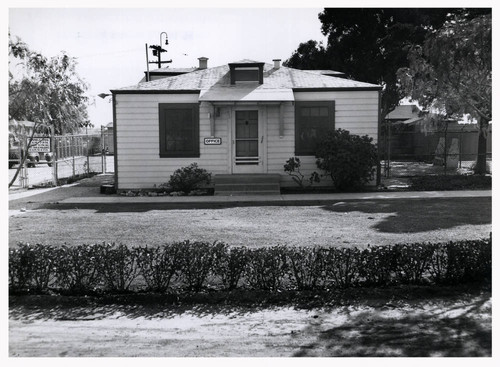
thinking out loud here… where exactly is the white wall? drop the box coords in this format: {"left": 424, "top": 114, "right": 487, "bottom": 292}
{"left": 115, "top": 94, "right": 231, "bottom": 189}
{"left": 268, "top": 91, "right": 380, "bottom": 186}
{"left": 115, "top": 90, "right": 379, "bottom": 189}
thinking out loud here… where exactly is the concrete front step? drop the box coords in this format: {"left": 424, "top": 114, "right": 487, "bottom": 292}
{"left": 214, "top": 174, "right": 281, "bottom": 184}
{"left": 215, "top": 183, "right": 280, "bottom": 192}
{"left": 214, "top": 174, "right": 281, "bottom": 195}
{"left": 214, "top": 190, "right": 279, "bottom": 196}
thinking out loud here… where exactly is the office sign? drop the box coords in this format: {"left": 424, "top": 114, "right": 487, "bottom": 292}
{"left": 204, "top": 137, "right": 222, "bottom": 145}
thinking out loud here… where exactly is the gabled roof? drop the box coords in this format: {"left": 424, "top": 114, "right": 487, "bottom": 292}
{"left": 114, "top": 62, "right": 381, "bottom": 94}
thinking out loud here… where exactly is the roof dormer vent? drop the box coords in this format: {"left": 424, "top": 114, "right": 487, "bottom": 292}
{"left": 228, "top": 60, "right": 265, "bottom": 85}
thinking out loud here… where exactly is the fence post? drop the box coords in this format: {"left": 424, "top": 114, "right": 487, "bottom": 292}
{"left": 20, "top": 135, "right": 28, "bottom": 188}
{"left": 51, "top": 127, "right": 57, "bottom": 186}
{"left": 101, "top": 126, "right": 105, "bottom": 173}
{"left": 72, "top": 136, "right": 76, "bottom": 178}
{"left": 87, "top": 134, "right": 90, "bottom": 175}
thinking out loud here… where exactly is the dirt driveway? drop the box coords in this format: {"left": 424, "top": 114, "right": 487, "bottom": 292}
{"left": 9, "top": 289, "right": 491, "bottom": 357}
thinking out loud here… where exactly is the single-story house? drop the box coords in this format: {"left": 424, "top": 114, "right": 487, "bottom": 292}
{"left": 110, "top": 58, "right": 382, "bottom": 193}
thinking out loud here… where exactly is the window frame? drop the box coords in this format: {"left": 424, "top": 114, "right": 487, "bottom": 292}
{"left": 294, "top": 100, "right": 335, "bottom": 156}
{"left": 158, "top": 103, "right": 200, "bottom": 158}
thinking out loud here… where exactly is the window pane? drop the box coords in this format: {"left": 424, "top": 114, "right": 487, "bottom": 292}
{"left": 236, "top": 110, "right": 258, "bottom": 139}
{"left": 319, "top": 107, "right": 329, "bottom": 116}
{"left": 160, "top": 104, "right": 199, "bottom": 157}
{"left": 296, "top": 102, "right": 334, "bottom": 155}
{"left": 236, "top": 140, "right": 258, "bottom": 157}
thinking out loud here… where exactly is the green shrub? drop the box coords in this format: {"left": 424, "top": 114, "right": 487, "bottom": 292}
{"left": 136, "top": 243, "right": 184, "bottom": 292}
{"left": 54, "top": 244, "right": 102, "bottom": 293}
{"left": 212, "top": 245, "right": 249, "bottom": 290}
{"left": 359, "top": 245, "right": 396, "bottom": 286}
{"left": 246, "top": 246, "right": 289, "bottom": 290}
{"left": 8, "top": 238, "right": 491, "bottom": 295}
{"left": 283, "top": 157, "right": 320, "bottom": 188}
{"left": 177, "top": 241, "right": 219, "bottom": 291}
{"left": 431, "top": 239, "right": 492, "bottom": 284}
{"left": 9, "top": 243, "right": 57, "bottom": 291}
{"left": 409, "top": 175, "right": 492, "bottom": 191}
{"left": 98, "top": 243, "right": 139, "bottom": 291}
{"left": 323, "top": 247, "right": 362, "bottom": 288}
{"left": 392, "top": 243, "right": 435, "bottom": 284}
{"left": 315, "top": 129, "right": 378, "bottom": 191}
{"left": 166, "top": 163, "right": 211, "bottom": 194}
{"left": 287, "top": 247, "right": 327, "bottom": 290}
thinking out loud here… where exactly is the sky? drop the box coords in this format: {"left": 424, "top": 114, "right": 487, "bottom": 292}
{"left": 8, "top": 6, "right": 328, "bottom": 128}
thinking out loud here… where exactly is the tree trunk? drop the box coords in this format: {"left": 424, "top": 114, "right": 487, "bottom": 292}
{"left": 475, "top": 117, "right": 489, "bottom": 175}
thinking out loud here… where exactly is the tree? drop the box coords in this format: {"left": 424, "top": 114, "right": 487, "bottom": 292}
{"left": 9, "top": 35, "right": 90, "bottom": 135}
{"left": 284, "top": 8, "right": 489, "bottom": 118}
{"left": 397, "top": 13, "right": 491, "bottom": 174}
{"left": 9, "top": 35, "right": 90, "bottom": 187}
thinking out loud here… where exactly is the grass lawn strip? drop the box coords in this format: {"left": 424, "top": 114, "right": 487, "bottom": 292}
{"left": 8, "top": 197, "right": 491, "bottom": 248}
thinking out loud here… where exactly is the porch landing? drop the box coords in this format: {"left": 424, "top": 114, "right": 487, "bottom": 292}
{"left": 214, "top": 174, "right": 281, "bottom": 196}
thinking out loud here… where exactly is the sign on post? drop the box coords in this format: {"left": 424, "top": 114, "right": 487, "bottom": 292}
{"left": 28, "top": 137, "right": 51, "bottom": 153}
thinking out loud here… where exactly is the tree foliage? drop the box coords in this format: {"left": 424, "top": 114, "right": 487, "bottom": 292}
{"left": 9, "top": 35, "right": 90, "bottom": 135}
{"left": 284, "top": 8, "right": 490, "bottom": 117}
{"left": 397, "top": 13, "right": 491, "bottom": 174}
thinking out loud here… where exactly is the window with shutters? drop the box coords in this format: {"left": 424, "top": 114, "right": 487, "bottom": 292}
{"left": 159, "top": 103, "right": 199, "bottom": 158}
{"left": 295, "top": 101, "right": 335, "bottom": 156}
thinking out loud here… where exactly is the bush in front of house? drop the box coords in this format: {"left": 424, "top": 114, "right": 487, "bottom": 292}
{"left": 283, "top": 157, "right": 320, "bottom": 188}
{"left": 315, "top": 129, "right": 378, "bottom": 191}
{"left": 166, "top": 163, "right": 212, "bottom": 194}
{"left": 9, "top": 238, "right": 491, "bottom": 295}
{"left": 409, "top": 175, "right": 492, "bottom": 191}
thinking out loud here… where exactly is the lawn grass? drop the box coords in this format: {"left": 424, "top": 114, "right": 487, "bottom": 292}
{"left": 9, "top": 196, "right": 491, "bottom": 248}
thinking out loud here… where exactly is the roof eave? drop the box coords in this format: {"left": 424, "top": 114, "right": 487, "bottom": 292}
{"left": 293, "top": 86, "right": 382, "bottom": 92}
{"left": 111, "top": 89, "right": 200, "bottom": 95}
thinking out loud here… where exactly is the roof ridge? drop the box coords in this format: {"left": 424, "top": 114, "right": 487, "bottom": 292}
{"left": 116, "top": 62, "right": 380, "bottom": 92}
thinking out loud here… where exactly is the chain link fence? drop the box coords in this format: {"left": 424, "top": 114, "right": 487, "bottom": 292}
{"left": 379, "top": 123, "right": 492, "bottom": 179}
{"left": 9, "top": 132, "right": 114, "bottom": 190}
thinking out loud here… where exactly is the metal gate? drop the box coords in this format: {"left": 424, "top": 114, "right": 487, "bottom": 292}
{"left": 9, "top": 131, "right": 113, "bottom": 189}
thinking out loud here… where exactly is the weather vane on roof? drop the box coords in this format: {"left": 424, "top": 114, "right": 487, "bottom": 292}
{"left": 148, "top": 32, "right": 172, "bottom": 69}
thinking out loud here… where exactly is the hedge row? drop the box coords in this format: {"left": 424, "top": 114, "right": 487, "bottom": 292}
{"left": 9, "top": 239, "right": 491, "bottom": 294}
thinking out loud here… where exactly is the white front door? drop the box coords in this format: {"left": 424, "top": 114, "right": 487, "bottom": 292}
{"left": 232, "top": 109, "right": 265, "bottom": 173}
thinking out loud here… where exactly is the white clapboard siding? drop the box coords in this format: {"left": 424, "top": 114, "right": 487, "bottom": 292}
{"left": 115, "top": 95, "right": 230, "bottom": 189}
{"left": 115, "top": 90, "right": 379, "bottom": 189}
{"left": 265, "top": 91, "right": 379, "bottom": 186}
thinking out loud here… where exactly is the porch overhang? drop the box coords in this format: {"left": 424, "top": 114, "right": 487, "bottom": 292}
{"left": 200, "top": 87, "right": 293, "bottom": 138}
{"left": 199, "top": 87, "right": 294, "bottom": 103}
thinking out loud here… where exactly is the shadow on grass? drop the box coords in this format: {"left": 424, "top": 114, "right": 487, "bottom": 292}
{"left": 321, "top": 197, "right": 491, "bottom": 233}
{"left": 293, "top": 294, "right": 491, "bottom": 357}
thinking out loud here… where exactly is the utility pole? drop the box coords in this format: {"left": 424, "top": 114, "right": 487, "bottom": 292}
{"left": 148, "top": 32, "right": 172, "bottom": 69}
